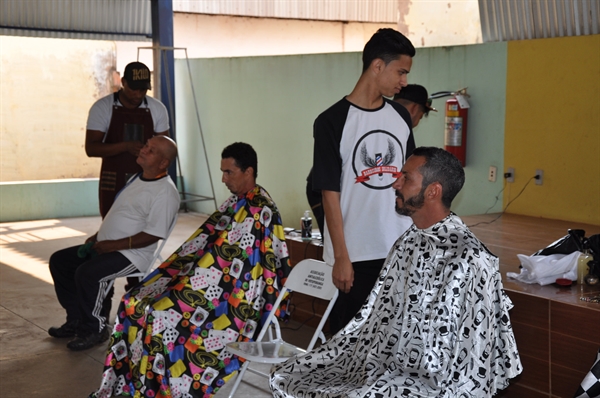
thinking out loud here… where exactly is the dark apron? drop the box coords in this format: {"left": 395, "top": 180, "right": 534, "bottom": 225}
{"left": 99, "top": 93, "right": 154, "bottom": 218}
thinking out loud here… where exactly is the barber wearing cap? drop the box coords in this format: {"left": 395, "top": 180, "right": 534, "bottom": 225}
{"left": 393, "top": 84, "right": 437, "bottom": 128}
{"left": 85, "top": 62, "right": 170, "bottom": 218}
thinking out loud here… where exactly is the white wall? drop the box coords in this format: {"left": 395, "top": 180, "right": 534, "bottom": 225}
{"left": 0, "top": 36, "right": 116, "bottom": 182}
{"left": 398, "top": 0, "right": 482, "bottom": 47}
{"left": 172, "top": 13, "right": 396, "bottom": 58}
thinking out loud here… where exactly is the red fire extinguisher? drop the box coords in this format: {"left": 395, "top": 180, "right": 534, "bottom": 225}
{"left": 444, "top": 94, "right": 469, "bottom": 167}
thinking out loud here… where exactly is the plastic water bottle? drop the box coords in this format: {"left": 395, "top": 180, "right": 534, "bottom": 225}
{"left": 301, "top": 210, "right": 312, "bottom": 241}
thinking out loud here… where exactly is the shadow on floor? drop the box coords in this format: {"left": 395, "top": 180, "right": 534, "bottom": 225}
{"left": 0, "top": 213, "right": 316, "bottom": 398}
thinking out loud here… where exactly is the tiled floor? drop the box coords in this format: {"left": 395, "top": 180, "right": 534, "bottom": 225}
{"left": 0, "top": 212, "right": 315, "bottom": 398}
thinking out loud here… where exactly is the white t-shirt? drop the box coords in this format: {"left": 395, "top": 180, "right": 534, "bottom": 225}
{"left": 86, "top": 93, "right": 170, "bottom": 139}
{"left": 313, "top": 98, "right": 415, "bottom": 264}
{"left": 98, "top": 174, "right": 180, "bottom": 271}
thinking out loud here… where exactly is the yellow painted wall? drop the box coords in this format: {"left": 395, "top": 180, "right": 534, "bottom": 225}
{"left": 505, "top": 35, "right": 600, "bottom": 225}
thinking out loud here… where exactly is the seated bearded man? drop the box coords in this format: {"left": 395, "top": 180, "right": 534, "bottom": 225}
{"left": 90, "top": 142, "right": 292, "bottom": 398}
{"left": 270, "top": 147, "right": 522, "bottom": 398}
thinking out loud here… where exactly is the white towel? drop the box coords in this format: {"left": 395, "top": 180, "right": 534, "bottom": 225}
{"left": 507, "top": 251, "right": 581, "bottom": 285}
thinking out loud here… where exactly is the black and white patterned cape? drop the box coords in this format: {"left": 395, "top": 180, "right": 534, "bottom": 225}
{"left": 270, "top": 214, "right": 522, "bottom": 397}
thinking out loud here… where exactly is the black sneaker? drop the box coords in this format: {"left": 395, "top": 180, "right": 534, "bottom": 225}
{"left": 48, "top": 320, "right": 78, "bottom": 338}
{"left": 66, "top": 328, "right": 109, "bottom": 351}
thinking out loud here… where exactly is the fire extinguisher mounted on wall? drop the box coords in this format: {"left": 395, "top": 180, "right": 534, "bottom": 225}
{"left": 431, "top": 88, "right": 470, "bottom": 167}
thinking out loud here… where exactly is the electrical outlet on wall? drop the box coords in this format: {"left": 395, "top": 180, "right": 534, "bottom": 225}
{"left": 535, "top": 169, "right": 544, "bottom": 185}
{"left": 505, "top": 167, "right": 515, "bottom": 183}
{"left": 488, "top": 166, "right": 497, "bottom": 182}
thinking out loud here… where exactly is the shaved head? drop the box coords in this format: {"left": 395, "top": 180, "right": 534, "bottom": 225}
{"left": 154, "top": 135, "right": 178, "bottom": 166}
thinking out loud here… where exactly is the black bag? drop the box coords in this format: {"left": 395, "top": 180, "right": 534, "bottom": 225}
{"left": 533, "top": 229, "right": 586, "bottom": 256}
{"left": 532, "top": 230, "right": 600, "bottom": 279}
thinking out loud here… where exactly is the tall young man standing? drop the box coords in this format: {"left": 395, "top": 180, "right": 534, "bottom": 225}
{"left": 311, "top": 29, "right": 416, "bottom": 334}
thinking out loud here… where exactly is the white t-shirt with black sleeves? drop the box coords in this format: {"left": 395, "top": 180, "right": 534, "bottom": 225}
{"left": 312, "top": 97, "right": 415, "bottom": 265}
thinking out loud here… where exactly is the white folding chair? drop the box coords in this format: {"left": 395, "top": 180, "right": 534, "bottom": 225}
{"left": 102, "top": 214, "right": 178, "bottom": 298}
{"left": 225, "top": 258, "right": 339, "bottom": 397}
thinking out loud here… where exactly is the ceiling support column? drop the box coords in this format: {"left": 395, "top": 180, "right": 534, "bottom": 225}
{"left": 151, "top": 0, "right": 176, "bottom": 181}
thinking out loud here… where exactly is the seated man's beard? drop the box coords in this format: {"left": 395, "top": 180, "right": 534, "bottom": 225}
{"left": 395, "top": 189, "right": 426, "bottom": 216}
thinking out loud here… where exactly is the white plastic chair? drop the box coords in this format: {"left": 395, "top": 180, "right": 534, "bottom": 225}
{"left": 225, "top": 258, "right": 339, "bottom": 397}
{"left": 102, "top": 214, "right": 178, "bottom": 297}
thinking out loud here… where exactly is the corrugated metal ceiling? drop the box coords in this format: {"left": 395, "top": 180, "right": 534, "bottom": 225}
{"left": 1, "top": 0, "right": 597, "bottom": 43}
{"left": 479, "top": 0, "right": 599, "bottom": 41}
{"left": 0, "top": 0, "right": 152, "bottom": 41}
{"left": 0, "top": 0, "right": 398, "bottom": 42}
{"left": 173, "top": 0, "right": 398, "bottom": 23}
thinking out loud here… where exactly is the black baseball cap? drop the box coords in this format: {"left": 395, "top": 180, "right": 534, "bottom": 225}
{"left": 123, "top": 62, "right": 151, "bottom": 90}
{"left": 394, "top": 84, "right": 437, "bottom": 113}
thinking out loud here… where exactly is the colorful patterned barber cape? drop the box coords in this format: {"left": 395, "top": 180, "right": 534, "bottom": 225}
{"left": 270, "top": 213, "right": 522, "bottom": 398}
{"left": 92, "top": 185, "right": 292, "bottom": 398}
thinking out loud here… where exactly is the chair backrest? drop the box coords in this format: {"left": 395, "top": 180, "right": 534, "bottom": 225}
{"left": 224, "top": 259, "right": 339, "bottom": 398}
{"left": 254, "top": 258, "right": 338, "bottom": 351}
{"left": 282, "top": 258, "right": 337, "bottom": 300}
{"left": 102, "top": 213, "right": 178, "bottom": 297}
{"left": 141, "top": 213, "right": 178, "bottom": 278}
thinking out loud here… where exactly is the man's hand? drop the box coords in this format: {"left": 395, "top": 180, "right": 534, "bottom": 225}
{"left": 322, "top": 190, "right": 354, "bottom": 293}
{"left": 91, "top": 232, "right": 160, "bottom": 255}
{"left": 86, "top": 129, "right": 143, "bottom": 158}
{"left": 92, "top": 240, "right": 118, "bottom": 255}
{"left": 124, "top": 141, "right": 144, "bottom": 156}
{"left": 85, "top": 233, "right": 98, "bottom": 245}
{"left": 332, "top": 257, "right": 354, "bottom": 293}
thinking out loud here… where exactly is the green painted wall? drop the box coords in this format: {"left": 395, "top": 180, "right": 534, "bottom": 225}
{"left": 401, "top": 42, "right": 508, "bottom": 216}
{"left": 0, "top": 179, "right": 100, "bottom": 222}
{"left": 175, "top": 53, "right": 362, "bottom": 228}
{"left": 175, "top": 43, "right": 508, "bottom": 227}
{"left": 12, "top": 38, "right": 595, "bottom": 228}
